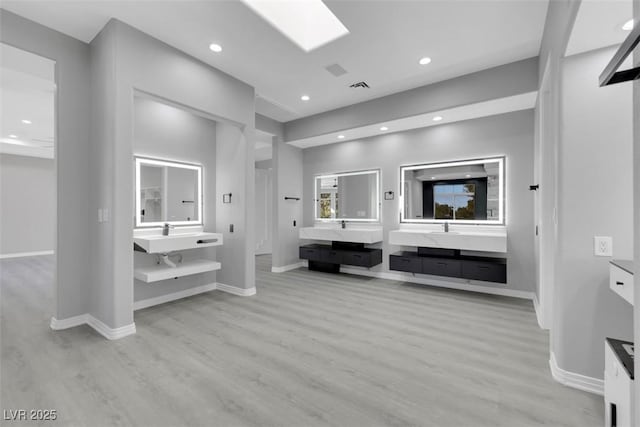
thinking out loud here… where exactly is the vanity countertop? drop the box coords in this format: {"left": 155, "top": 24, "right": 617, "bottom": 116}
{"left": 299, "top": 226, "right": 383, "bottom": 244}
{"left": 611, "top": 259, "right": 634, "bottom": 275}
{"left": 606, "top": 337, "right": 634, "bottom": 379}
{"left": 388, "top": 227, "right": 507, "bottom": 253}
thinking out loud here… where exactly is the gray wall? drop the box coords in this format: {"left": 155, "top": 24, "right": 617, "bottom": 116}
{"left": 635, "top": 1, "right": 640, "bottom": 423}
{"left": 284, "top": 57, "right": 538, "bottom": 142}
{"left": 273, "top": 137, "right": 303, "bottom": 269}
{"left": 0, "top": 154, "right": 55, "bottom": 254}
{"left": 302, "top": 110, "right": 535, "bottom": 292}
{"left": 132, "top": 96, "right": 218, "bottom": 302}
{"left": 554, "top": 47, "right": 634, "bottom": 379}
{"left": 0, "top": 10, "right": 91, "bottom": 321}
{"left": 90, "top": 19, "right": 256, "bottom": 329}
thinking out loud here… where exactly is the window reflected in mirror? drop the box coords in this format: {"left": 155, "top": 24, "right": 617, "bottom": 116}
{"left": 401, "top": 157, "right": 504, "bottom": 224}
{"left": 314, "top": 170, "right": 379, "bottom": 222}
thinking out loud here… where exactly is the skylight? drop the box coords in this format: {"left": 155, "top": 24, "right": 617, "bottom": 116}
{"left": 241, "top": 0, "right": 349, "bottom": 52}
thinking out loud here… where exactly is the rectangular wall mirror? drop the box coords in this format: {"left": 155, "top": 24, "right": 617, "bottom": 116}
{"left": 314, "top": 169, "right": 380, "bottom": 222}
{"left": 135, "top": 156, "right": 203, "bottom": 228}
{"left": 400, "top": 157, "right": 504, "bottom": 224}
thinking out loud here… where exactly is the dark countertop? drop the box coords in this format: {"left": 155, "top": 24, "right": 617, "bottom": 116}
{"left": 610, "top": 259, "right": 634, "bottom": 275}
{"left": 607, "top": 338, "right": 634, "bottom": 380}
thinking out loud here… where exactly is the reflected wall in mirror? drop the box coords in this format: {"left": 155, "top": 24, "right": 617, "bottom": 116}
{"left": 314, "top": 170, "right": 380, "bottom": 222}
{"left": 135, "top": 157, "right": 202, "bottom": 227}
{"left": 400, "top": 157, "right": 504, "bottom": 224}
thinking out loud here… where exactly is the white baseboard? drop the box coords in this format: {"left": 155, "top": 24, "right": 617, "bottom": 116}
{"left": 50, "top": 314, "right": 88, "bottom": 330}
{"left": 1, "top": 250, "right": 54, "bottom": 259}
{"left": 50, "top": 314, "right": 136, "bottom": 340}
{"left": 216, "top": 282, "right": 256, "bottom": 296}
{"left": 549, "top": 352, "right": 603, "bottom": 395}
{"left": 339, "top": 266, "right": 534, "bottom": 300}
{"left": 86, "top": 315, "right": 136, "bottom": 340}
{"left": 271, "top": 261, "right": 306, "bottom": 273}
{"left": 134, "top": 283, "right": 217, "bottom": 310}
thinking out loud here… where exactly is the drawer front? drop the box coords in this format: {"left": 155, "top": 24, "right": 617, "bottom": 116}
{"left": 609, "top": 264, "right": 634, "bottom": 305}
{"left": 299, "top": 247, "right": 322, "bottom": 261}
{"left": 321, "top": 249, "right": 343, "bottom": 264}
{"left": 462, "top": 260, "right": 506, "bottom": 283}
{"left": 423, "top": 258, "right": 462, "bottom": 278}
{"left": 604, "top": 342, "right": 634, "bottom": 427}
{"left": 342, "top": 251, "right": 371, "bottom": 267}
{"left": 389, "top": 255, "right": 422, "bottom": 273}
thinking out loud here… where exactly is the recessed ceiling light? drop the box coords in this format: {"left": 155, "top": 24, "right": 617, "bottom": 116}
{"left": 240, "top": 0, "right": 349, "bottom": 52}
{"left": 8, "top": 134, "right": 17, "bottom": 138}
{"left": 209, "top": 43, "right": 222, "bottom": 53}
{"left": 431, "top": 176, "right": 436, "bottom": 180}
{"left": 433, "top": 116, "right": 443, "bottom": 121}
{"left": 419, "top": 57, "right": 432, "bottom": 65}
{"left": 465, "top": 174, "right": 471, "bottom": 178}
{"left": 380, "top": 126, "right": 388, "bottom": 131}
{"left": 21, "top": 119, "right": 32, "bottom": 124}
{"left": 337, "top": 135, "right": 345, "bottom": 139}
{"left": 301, "top": 95, "right": 310, "bottom": 101}
{"left": 622, "top": 19, "right": 634, "bottom": 31}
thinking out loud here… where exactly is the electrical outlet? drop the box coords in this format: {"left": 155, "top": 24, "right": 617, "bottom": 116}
{"left": 594, "top": 236, "right": 612, "bottom": 257}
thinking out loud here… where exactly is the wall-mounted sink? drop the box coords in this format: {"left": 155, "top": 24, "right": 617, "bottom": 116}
{"left": 299, "top": 226, "right": 383, "bottom": 244}
{"left": 388, "top": 228, "right": 506, "bottom": 252}
{"left": 134, "top": 232, "right": 223, "bottom": 254}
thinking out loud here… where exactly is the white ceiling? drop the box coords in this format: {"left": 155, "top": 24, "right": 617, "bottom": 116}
{"left": 566, "top": 0, "right": 634, "bottom": 56}
{"left": 0, "top": 43, "right": 55, "bottom": 159}
{"left": 1, "top": 0, "right": 549, "bottom": 122}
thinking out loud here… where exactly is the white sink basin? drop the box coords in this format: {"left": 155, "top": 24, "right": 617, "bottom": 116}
{"left": 299, "top": 226, "right": 383, "bottom": 244}
{"left": 388, "top": 228, "right": 506, "bottom": 252}
{"left": 134, "top": 232, "right": 223, "bottom": 254}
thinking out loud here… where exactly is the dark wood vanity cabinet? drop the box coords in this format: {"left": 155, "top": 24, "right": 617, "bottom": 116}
{"left": 299, "top": 243, "right": 382, "bottom": 272}
{"left": 390, "top": 250, "right": 506, "bottom": 283}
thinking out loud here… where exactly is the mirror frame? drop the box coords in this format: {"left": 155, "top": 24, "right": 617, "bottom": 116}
{"left": 399, "top": 156, "right": 505, "bottom": 225}
{"left": 135, "top": 156, "right": 203, "bottom": 228}
{"left": 314, "top": 169, "right": 381, "bottom": 223}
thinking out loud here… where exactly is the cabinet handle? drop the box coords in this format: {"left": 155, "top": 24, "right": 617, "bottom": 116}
{"left": 479, "top": 266, "right": 489, "bottom": 270}
{"left": 437, "top": 262, "right": 447, "bottom": 266}
{"left": 616, "top": 281, "right": 624, "bottom": 286}
{"left": 354, "top": 255, "right": 361, "bottom": 258}
{"left": 402, "top": 259, "right": 410, "bottom": 262}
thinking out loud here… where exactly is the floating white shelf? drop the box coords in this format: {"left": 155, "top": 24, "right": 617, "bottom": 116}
{"left": 133, "top": 232, "right": 223, "bottom": 254}
{"left": 134, "top": 259, "right": 221, "bottom": 283}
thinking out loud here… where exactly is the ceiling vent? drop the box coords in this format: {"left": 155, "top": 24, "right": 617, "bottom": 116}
{"left": 349, "top": 81, "right": 370, "bottom": 89}
{"left": 325, "top": 63, "right": 348, "bottom": 77}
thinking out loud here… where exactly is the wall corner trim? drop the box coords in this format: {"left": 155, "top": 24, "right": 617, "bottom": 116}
{"left": 50, "top": 314, "right": 136, "bottom": 340}
{"left": 532, "top": 294, "right": 548, "bottom": 329}
{"left": 549, "top": 352, "right": 604, "bottom": 396}
{"left": 216, "top": 282, "right": 256, "bottom": 296}
{"left": 271, "top": 262, "right": 306, "bottom": 273}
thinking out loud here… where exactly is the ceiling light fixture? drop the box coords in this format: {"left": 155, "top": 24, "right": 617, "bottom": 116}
{"left": 209, "top": 43, "right": 222, "bottom": 53}
{"left": 301, "top": 95, "right": 310, "bottom": 101}
{"left": 8, "top": 134, "right": 17, "bottom": 138}
{"left": 21, "top": 119, "right": 32, "bottom": 124}
{"left": 380, "top": 126, "right": 388, "bottom": 131}
{"left": 337, "top": 135, "right": 345, "bottom": 139}
{"left": 240, "top": 0, "right": 349, "bottom": 52}
{"left": 622, "top": 19, "right": 634, "bottom": 31}
{"left": 465, "top": 174, "right": 471, "bottom": 178}
{"left": 419, "top": 57, "right": 432, "bottom": 65}
{"left": 432, "top": 116, "right": 443, "bottom": 121}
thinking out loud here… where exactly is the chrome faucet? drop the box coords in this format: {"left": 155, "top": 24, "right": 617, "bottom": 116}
{"left": 162, "top": 223, "right": 174, "bottom": 236}
{"left": 443, "top": 221, "right": 449, "bottom": 233}
{"left": 341, "top": 220, "right": 346, "bottom": 229}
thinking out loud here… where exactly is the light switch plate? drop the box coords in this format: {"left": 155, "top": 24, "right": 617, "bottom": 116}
{"left": 98, "top": 208, "right": 103, "bottom": 223}
{"left": 594, "top": 236, "right": 612, "bottom": 257}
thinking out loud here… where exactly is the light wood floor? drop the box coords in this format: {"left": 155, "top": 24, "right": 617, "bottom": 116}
{"left": 1, "top": 254, "right": 603, "bottom": 426}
